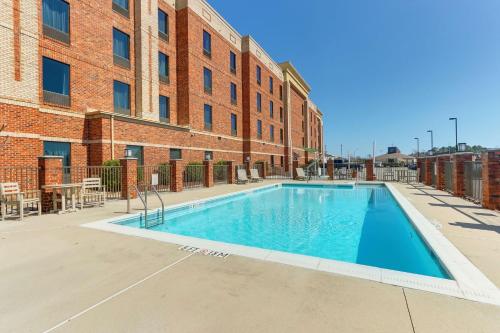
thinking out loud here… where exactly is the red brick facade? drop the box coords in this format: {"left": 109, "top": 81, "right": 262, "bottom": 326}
{"left": 1, "top": 0, "right": 323, "bottom": 170}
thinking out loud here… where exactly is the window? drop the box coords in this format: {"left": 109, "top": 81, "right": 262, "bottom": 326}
{"left": 256, "top": 93, "right": 262, "bottom": 112}
{"left": 257, "top": 120, "right": 262, "bottom": 139}
{"left": 43, "top": 57, "right": 70, "bottom": 107}
{"left": 279, "top": 107, "right": 283, "bottom": 123}
{"left": 170, "top": 148, "right": 182, "bottom": 160}
{"left": 159, "top": 95, "right": 170, "bottom": 123}
{"left": 204, "top": 104, "right": 212, "bottom": 131}
{"left": 159, "top": 52, "right": 169, "bottom": 83}
{"left": 158, "top": 9, "right": 169, "bottom": 41}
{"left": 231, "top": 113, "right": 237, "bottom": 136}
{"left": 126, "top": 145, "right": 144, "bottom": 165}
{"left": 42, "top": 0, "right": 70, "bottom": 43}
{"left": 112, "top": 0, "right": 129, "bottom": 18}
{"left": 203, "top": 67, "right": 212, "bottom": 94}
{"left": 270, "top": 101, "right": 274, "bottom": 118}
{"left": 113, "top": 80, "right": 130, "bottom": 115}
{"left": 279, "top": 85, "right": 283, "bottom": 101}
{"left": 203, "top": 30, "right": 211, "bottom": 57}
{"left": 270, "top": 125, "right": 275, "bottom": 142}
{"left": 113, "top": 28, "right": 130, "bottom": 68}
{"left": 280, "top": 128, "right": 284, "bottom": 144}
{"left": 256, "top": 65, "right": 261, "bottom": 85}
{"left": 230, "top": 51, "right": 237, "bottom": 74}
{"left": 230, "top": 83, "right": 237, "bottom": 105}
{"left": 205, "top": 151, "right": 213, "bottom": 161}
{"left": 270, "top": 155, "right": 275, "bottom": 167}
{"left": 269, "top": 77, "right": 274, "bottom": 94}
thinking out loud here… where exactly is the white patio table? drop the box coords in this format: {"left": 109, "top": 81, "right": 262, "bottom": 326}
{"left": 42, "top": 183, "right": 82, "bottom": 214}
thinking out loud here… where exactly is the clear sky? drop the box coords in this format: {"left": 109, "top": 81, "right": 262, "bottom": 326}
{"left": 208, "top": 0, "right": 500, "bottom": 157}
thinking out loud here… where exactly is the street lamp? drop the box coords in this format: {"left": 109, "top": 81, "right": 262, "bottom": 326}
{"left": 414, "top": 137, "right": 420, "bottom": 157}
{"left": 449, "top": 117, "right": 458, "bottom": 152}
{"left": 427, "top": 130, "right": 433, "bottom": 153}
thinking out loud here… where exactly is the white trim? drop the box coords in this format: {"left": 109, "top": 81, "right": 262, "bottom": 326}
{"left": 84, "top": 183, "right": 500, "bottom": 305}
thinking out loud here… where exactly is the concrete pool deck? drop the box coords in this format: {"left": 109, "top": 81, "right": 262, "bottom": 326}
{"left": 0, "top": 181, "right": 499, "bottom": 332}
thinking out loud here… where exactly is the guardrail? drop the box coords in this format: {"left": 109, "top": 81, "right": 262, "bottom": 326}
{"left": 464, "top": 161, "right": 482, "bottom": 203}
{"left": 183, "top": 165, "right": 205, "bottom": 189}
{"left": 138, "top": 165, "right": 171, "bottom": 192}
{"left": 213, "top": 164, "right": 229, "bottom": 185}
{"left": 61, "top": 165, "right": 122, "bottom": 199}
{"left": 0, "top": 166, "right": 39, "bottom": 191}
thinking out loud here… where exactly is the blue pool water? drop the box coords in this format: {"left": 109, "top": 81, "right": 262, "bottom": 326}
{"left": 118, "top": 184, "right": 451, "bottom": 279}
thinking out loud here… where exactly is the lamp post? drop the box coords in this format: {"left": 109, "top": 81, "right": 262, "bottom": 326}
{"left": 449, "top": 117, "right": 458, "bottom": 152}
{"left": 414, "top": 137, "right": 420, "bottom": 157}
{"left": 427, "top": 130, "right": 433, "bottom": 153}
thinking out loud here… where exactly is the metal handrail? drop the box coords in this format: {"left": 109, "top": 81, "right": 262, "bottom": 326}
{"left": 151, "top": 185, "right": 165, "bottom": 225}
{"left": 133, "top": 185, "right": 148, "bottom": 227}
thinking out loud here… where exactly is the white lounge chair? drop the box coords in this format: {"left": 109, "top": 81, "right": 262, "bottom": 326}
{"left": 250, "top": 169, "right": 263, "bottom": 182}
{"left": 237, "top": 169, "right": 249, "bottom": 184}
{"left": 295, "top": 168, "right": 306, "bottom": 181}
{"left": 79, "top": 178, "right": 106, "bottom": 208}
{"left": 0, "top": 182, "right": 41, "bottom": 221}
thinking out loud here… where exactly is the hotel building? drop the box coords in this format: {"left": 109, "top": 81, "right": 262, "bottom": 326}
{"left": 0, "top": 0, "right": 323, "bottom": 170}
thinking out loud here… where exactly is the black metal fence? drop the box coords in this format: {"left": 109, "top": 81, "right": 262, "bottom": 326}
{"left": 444, "top": 161, "right": 454, "bottom": 192}
{"left": 266, "top": 166, "right": 292, "bottom": 179}
{"left": 138, "top": 165, "right": 171, "bottom": 192}
{"left": 0, "top": 166, "right": 39, "bottom": 191}
{"left": 213, "top": 164, "right": 229, "bottom": 185}
{"left": 464, "top": 161, "right": 482, "bottom": 203}
{"left": 62, "top": 166, "right": 123, "bottom": 199}
{"left": 183, "top": 165, "right": 205, "bottom": 189}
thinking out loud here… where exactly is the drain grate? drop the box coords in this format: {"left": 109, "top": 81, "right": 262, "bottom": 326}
{"left": 178, "top": 245, "right": 230, "bottom": 259}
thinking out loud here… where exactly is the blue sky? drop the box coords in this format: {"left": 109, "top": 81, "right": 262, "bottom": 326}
{"left": 209, "top": 0, "right": 500, "bottom": 157}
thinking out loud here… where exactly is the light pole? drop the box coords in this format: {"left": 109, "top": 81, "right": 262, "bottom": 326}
{"left": 449, "top": 117, "right": 458, "bottom": 152}
{"left": 414, "top": 137, "right": 420, "bottom": 157}
{"left": 427, "top": 130, "right": 433, "bottom": 153}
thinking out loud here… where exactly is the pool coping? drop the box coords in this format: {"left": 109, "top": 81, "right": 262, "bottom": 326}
{"left": 82, "top": 182, "right": 500, "bottom": 306}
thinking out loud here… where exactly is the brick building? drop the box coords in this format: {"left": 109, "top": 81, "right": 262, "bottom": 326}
{"left": 0, "top": 0, "right": 323, "bottom": 169}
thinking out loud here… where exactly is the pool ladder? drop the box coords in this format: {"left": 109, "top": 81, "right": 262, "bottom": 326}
{"left": 129, "top": 184, "right": 165, "bottom": 228}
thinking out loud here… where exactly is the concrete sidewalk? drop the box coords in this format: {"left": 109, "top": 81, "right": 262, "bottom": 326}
{"left": 0, "top": 181, "right": 499, "bottom": 332}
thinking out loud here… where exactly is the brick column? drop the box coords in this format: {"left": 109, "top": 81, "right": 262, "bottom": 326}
{"left": 227, "top": 161, "right": 235, "bottom": 184}
{"left": 120, "top": 158, "right": 138, "bottom": 199}
{"left": 292, "top": 160, "right": 299, "bottom": 179}
{"left": 436, "top": 156, "right": 450, "bottom": 190}
{"left": 482, "top": 150, "right": 500, "bottom": 210}
{"left": 453, "top": 153, "right": 473, "bottom": 197}
{"left": 365, "top": 159, "right": 375, "bottom": 181}
{"left": 203, "top": 160, "right": 214, "bottom": 188}
{"left": 424, "top": 158, "right": 433, "bottom": 186}
{"left": 262, "top": 161, "right": 268, "bottom": 179}
{"left": 170, "top": 160, "right": 184, "bottom": 192}
{"left": 38, "top": 156, "right": 63, "bottom": 213}
{"left": 327, "top": 160, "right": 334, "bottom": 179}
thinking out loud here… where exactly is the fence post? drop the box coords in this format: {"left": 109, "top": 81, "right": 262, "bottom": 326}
{"left": 436, "top": 156, "right": 450, "bottom": 190}
{"left": 292, "top": 160, "right": 299, "bottom": 179}
{"left": 365, "top": 159, "right": 375, "bottom": 181}
{"left": 38, "top": 156, "right": 63, "bottom": 213}
{"left": 482, "top": 150, "right": 500, "bottom": 210}
{"left": 120, "top": 157, "right": 138, "bottom": 199}
{"left": 424, "top": 158, "right": 433, "bottom": 186}
{"left": 203, "top": 160, "right": 214, "bottom": 188}
{"left": 453, "top": 153, "right": 473, "bottom": 197}
{"left": 170, "top": 160, "right": 184, "bottom": 192}
{"left": 227, "top": 161, "right": 235, "bottom": 184}
{"left": 327, "top": 160, "right": 334, "bottom": 180}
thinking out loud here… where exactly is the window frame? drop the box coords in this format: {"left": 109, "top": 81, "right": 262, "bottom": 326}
{"left": 229, "top": 51, "right": 237, "bottom": 74}
{"left": 170, "top": 148, "right": 182, "bottom": 160}
{"left": 204, "top": 104, "right": 213, "bottom": 131}
{"left": 256, "top": 65, "right": 261, "bottom": 85}
{"left": 112, "top": 0, "right": 130, "bottom": 18}
{"left": 231, "top": 113, "right": 237, "bottom": 136}
{"left": 159, "top": 95, "right": 170, "bottom": 123}
{"left": 256, "top": 92, "right": 262, "bottom": 112}
{"left": 42, "top": 56, "right": 71, "bottom": 107}
{"left": 203, "top": 67, "right": 212, "bottom": 94}
{"left": 203, "top": 30, "right": 212, "bottom": 58}
{"left": 270, "top": 125, "right": 275, "bottom": 142}
{"left": 113, "top": 27, "right": 130, "bottom": 69}
{"left": 42, "top": 0, "right": 70, "bottom": 44}
{"left": 159, "top": 52, "right": 170, "bottom": 84}
{"left": 257, "top": 119, "right": 262, "bottom": 139}
{"left": 269, "top": 76, "right": 274, "bottom": 94}
{"left": 270, "top": 100, "right": 274, "bottom": 119}
{"left": 113, "top": 80, "right": 131, "bottom": 115}
{"left": 158, "top": 9, "right": 169, "bottom": 42}
{"left": 230, "top": 82, "right": 237, "bottom": 105}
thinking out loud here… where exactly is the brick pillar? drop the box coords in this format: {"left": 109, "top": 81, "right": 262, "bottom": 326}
{"left": 292, "top": 160, "right": 299, "bottom": 179}
{"left": 365, "top": 159, "right": 375, "bottom": 181}
{"left": 170, "top": 160, "right": 184, "bottom": 192}
{"left": 38, "top": 156, "right": 63, "bottom": 213}
{"left": 436, "top": 156, "right": 450, "bottom": 190}
{"left": 227, "top": 161, "right": 235, "bottom": 184}
{"left": 327, "top": 160, "right": 334, "bottom": 179}
{"left": 425, "top": 158, "right": 433, "bottom": 186}
{"left": 203, "top": 160, "right": 214, "bottom": 187}
{"left": 262, "top": 161, "right": 268, "bottom": 179}
{"left": 120, "top": 158, "right": 138, "bottom": 199}
{"left": 453, "top": 153, "right": 473, "bottom": 197}
{"left": 482, "top": 150, "right": 500, "bottom": 210}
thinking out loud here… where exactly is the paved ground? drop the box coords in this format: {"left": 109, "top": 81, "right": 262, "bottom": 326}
{"left": 0, "top": 181, "right": 499, "bottom": 333}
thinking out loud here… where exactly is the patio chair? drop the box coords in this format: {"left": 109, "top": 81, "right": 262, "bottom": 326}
{"left": 79, "top": 178, "right": 106, "bottom": 208}
{"left": 236, "top": 169, "right": 249, "bottom": 184}
{"left": 0, "top": 182, "right": 41, "bottom": 221}
{"left": 295, "top": 168, "right": 306, "bottom": 181}
{"left": 249, "top": 169, "right": 263, "bottom": 182}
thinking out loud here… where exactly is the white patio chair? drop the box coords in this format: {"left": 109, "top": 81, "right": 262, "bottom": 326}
{"left": 250, "top": 169, "right": 263, "bottom": 182}
{"left": 0, "top": 182, "right": 41, "bottom": 221}
{"left": 79, "top": 178, "right": 106, "bottom": 208}
{"left": 236, "top": 169, "right": 249, "bottom": 184}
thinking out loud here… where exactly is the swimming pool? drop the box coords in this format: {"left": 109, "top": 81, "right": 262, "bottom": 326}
{"left": 115, "top": 184, "right": 450, "bottom": 279}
